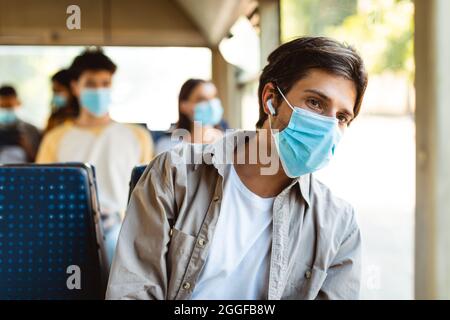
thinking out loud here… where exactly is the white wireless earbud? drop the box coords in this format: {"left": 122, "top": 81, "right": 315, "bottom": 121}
{"left": 267, "top": 99, "right": 276, "bottom": 116}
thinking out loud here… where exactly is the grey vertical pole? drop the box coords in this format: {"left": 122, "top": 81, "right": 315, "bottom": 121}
{"left": 415, "top": 0, "right": 450, "bottom": 299}
{"left": 212, "top": 47, "right": 241, "bottom": 129}
{"left": 259, "top": 0, "right": 281, "bottom": 68}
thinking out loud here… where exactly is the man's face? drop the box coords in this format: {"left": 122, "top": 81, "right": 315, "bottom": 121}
{"left": 263, "top": 69, "right": 357, "bottom": 132}
{"left": 0, "top": 95, "right": 20, "bottom": 110}
{"left": 72, "top": 70, "right": 113, "bottom": 97}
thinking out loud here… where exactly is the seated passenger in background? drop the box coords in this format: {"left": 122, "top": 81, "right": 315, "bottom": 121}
{"left": 45, "top": 69, "right": 80, "bottom": 133}
{"left": 107, "top": 37, "right": 368, "bottom": 300}
{"left": 155, "top": 79, "right": 224, "bottom": 154}
{"left": 0, "top": 85, "right": 41, "bottom": 163}
{"left": 36, "top": 48, "right": 154, "bottom": 264}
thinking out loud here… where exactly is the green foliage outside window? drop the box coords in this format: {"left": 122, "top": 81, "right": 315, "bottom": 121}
{"left": 281, "top": 0, "right": 414, "bottom": 79}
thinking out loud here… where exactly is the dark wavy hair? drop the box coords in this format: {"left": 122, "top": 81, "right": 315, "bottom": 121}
{"left": 50, "top": 68, "right": 80, "bottom": 116}
{"left": 176, "top": 79, "right": 206, "bottom": 132}
{"left": 70, "top": 47, "right": 117, "bottom": 80}
{"left": 256, "top": 36, "right": 368, "bottom": 128}
{"left": 0, "top": 85, "right": 17, "bottom": 97}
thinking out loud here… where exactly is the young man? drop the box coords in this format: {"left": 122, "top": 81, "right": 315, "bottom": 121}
{"left": 0, "top": 85, "right": 41, "bottom": 163}
{"left": 106, "top": 37, "right": 368, "bottom": 300}
{"left": 36, "top": 48, "right": 154, "bottom": 262}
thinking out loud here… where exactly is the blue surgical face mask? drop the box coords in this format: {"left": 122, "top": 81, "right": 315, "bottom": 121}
{"left": 193, "top": 98, "right": 224, "bottom": 126}
{"left": 270, "top": 87, "right": 342, "bottom": 178}
{"left": 0, "top": 108, "right": 17, "bottom": 125}
{"left": 80, "top": 88, "right": 112, "bottom": 116}
{"left": 51, "top": 94, "right": 67, "bottom": 109}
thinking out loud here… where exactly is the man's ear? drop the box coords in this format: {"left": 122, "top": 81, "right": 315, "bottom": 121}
{"left": 261, "top": 82, "right": 278, "bottom": 116}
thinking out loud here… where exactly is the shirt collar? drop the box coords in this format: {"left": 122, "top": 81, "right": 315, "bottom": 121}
{"left": 202, "top": 129, "right": 311, "bottom": 207}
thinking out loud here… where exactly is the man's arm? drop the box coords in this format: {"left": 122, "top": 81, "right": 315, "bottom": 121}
{"left": 317, "top": 209, "right": 362, "bottom": 300}
{"left": 106, "top": 155, "right": 174, "bottom": 300}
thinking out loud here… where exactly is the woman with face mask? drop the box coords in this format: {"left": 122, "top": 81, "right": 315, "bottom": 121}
{"left": 154, "top": 79, "right": 225, "bottom": 155}
{"left": 44, "top": 69, "right": 80, "bottom": 133}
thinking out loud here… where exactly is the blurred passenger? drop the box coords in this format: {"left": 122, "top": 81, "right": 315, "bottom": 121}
{"left": 217, "top": 118, "right": 230, "bottom": 131}
{"left": 45, "top": 69, "right": 80, "bottom": 133}
{"left": 0, "top": 85, "right": 41, "bottom": 163}
{"left": 155, "top": 79, "right": 224, "bottom": 154}
{"left": 36, "top": 48, "right": 154, "bottom": 264}
{"left": 107, "top": 37, "right": 369, "bottom": 300}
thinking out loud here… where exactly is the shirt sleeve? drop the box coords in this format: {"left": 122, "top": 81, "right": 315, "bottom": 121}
{"left": 129, "top": 125, "right": 154, "bottom": 164}
{"left": 317, "top": 208, "right": 362, "bottom": 300}
{"left": 35, "top": 131, "right": 57, "bottom": 163}
{"left": 35, "top": 123, "right": 70, "bottom": 163}
{"left": 19, "top": 122, "right": 42, "bottom": 162}
{"left": 105, "top": 153, "right": 174, "bottom": 300}
{"left": 140, "top": 130, "right": 154, "bottom": 163}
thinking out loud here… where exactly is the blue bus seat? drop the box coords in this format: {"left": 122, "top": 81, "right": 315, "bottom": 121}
{"left": 150, "top": 130, "right": 171, "bottom": 144}
{"left": 0, "top": 163, "right": 108, "bottom": 299}
{"left": 127, "top": 165, "right": 147, "bottom": 203}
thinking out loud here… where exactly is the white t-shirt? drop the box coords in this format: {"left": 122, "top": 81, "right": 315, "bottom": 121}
{"left": 191, "top": 165, "right": 274, "bottom": 300}
{"left": 37, "top": 121, "right": 153, "bottom": 217}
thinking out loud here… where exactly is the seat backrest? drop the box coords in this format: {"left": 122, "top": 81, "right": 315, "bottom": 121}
{"left": 150, "top": 130, "right": 171, "bottom": 144}
{"left": 127, "top": 165, "right": 147, "bottom": 203}
{"left": 0, "top": 146, "right": 27, "bottom": 164}
{"left": 0, "top": 163, "right": 108, "bottom": 300}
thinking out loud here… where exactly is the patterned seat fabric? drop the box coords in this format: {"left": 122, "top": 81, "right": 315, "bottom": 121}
{"left": 0, "top": 163, "right": 107, "bottom": 300}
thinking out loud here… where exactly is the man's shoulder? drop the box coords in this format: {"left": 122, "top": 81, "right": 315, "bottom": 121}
{"left": 16, "top": 119, "right": 40, "bottom": 135}
{"left": 152, "top": 142, "right": 206, "bottom": 168}
{"left": 121, "top": 123, "right": 147, "bottom": 134}
{"left": 310, "top": 175, "right": 353, "bottom": 207}
{"left": 42, "top": 121, "right": 74, "bottom": 141}
{"left": 308, "top": 174, "right": 357, "bottom": 229}
{"left": 115, "top": 123, "right": 151, "bottom": 141}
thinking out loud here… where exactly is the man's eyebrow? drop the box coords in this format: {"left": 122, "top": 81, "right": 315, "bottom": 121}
{"left": 304, "top": 89, "right": 332, "bottom": 102}
{"left": 305, "top": 88, "right": 355, "bottom": 118}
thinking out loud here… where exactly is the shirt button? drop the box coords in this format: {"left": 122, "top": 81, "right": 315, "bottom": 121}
{"left": 169, "top": 228, "right": 173, "bottom": 237}
{"left": 197, "top": 238, "right": 206, "bottom": 248}
{"left": 182, "top": 282, "right": 191, "bottom": 290}
{"left": 213, "top": 195, "right": 220, "bottom": 202}
{"left": 305, "top": 270, "right": 312, "bottom": 279}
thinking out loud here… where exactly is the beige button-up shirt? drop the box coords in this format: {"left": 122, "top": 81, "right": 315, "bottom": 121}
{"left": 106, "top": 130, "right": 362, "bottom": 300}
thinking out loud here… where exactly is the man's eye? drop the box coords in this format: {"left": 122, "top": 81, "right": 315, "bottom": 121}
{"left": 306, "top": 98, "right": 323, "bottom": 111}
{"left": 337, "top": 114, "right": 350, "bottom": 124}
